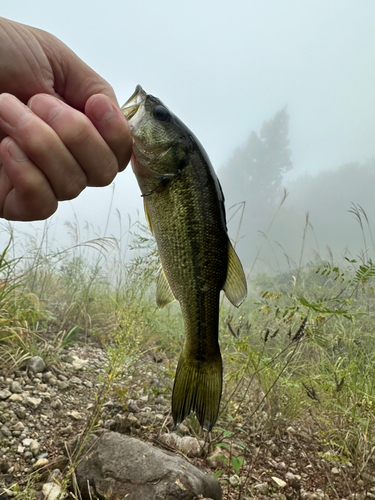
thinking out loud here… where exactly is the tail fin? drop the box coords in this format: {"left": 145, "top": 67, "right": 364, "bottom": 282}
{"left": 172, "top": 350, "right": 222, "bottom": 432}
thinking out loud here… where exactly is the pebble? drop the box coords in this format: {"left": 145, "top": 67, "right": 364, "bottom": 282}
{"left": 127, "top": 399, "right": 139, "bottom": 413}
{"left": 57, "top": 381, "right": 69, "bottom": 391}
{"left": 179, "top": 436, "right": 204, "bottom": 458}
{"left": 60, "top": 425, "right": 73, "bottom": 435}
{"left": 47, "top": 377, "right": 58, "bottom": 387}
{"left": 8, "top": 394, "right": 23, "bottom": 403}
{"left": 10, "top": 381, "right": 22, "bottom": 394}
{"left": 33, "top": 458, "right": 49, "bottom": 470}
{"left": 1, "top": 426, "right": 11, "bottom": 438}
{"left": 10, "top": 421, "right": 24, "bottom": 432}
{"left": 254, "top": 482, "right": 269, "bottom": 495}
{"left": 0, "top": 390, "right": 11, "bottom": 400}
{"left": 30, "top": 440, "right": 41, "bottom": 457}
{"left": 27, "top": 356, "right": 46, "bottom": 374}
{"left": 272, "top": 476, "right": 287, "bottom": 489}
{"left": 229, "top": 474, "right": 240, "bottom": 486}
{"left": 68, "top": 411, "right": 83, "bottom": 421}
{"left": 71, "top": 357, "right": 88, "bottom": 371}
{"left": 25, "top": 397, "right": 42, "bottom": 410}
{"left": 15, "top": 408, "right": 26, "bottom": 419}
{"left": 0, "top": 460, "right": 10, "bottom": 473}
{"left": 159, "top": 432, "right": 181, "bottom": 449}
{"left": 42, "top": 482, "right": 63, "bottom": 500}
{"left": 276, "top": 461, "right": 287, "bottom": 470}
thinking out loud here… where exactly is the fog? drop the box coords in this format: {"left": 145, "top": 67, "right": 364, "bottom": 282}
{"left": 1, "top": 1, "right": 375, "bottom": 270}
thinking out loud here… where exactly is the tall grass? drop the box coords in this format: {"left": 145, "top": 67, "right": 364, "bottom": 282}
{"left": 1, "top": 206, "right": 375, "bottom": 498}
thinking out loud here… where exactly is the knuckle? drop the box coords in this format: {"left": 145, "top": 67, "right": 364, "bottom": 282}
{"left": 64, "top": 114, "right": 91, "bottom": 146}
{"left": 58, "top": 174, "right": 87, "bottom": 201}
{"left": 94, "top": 158, "right": 118, "bottom": 187}
{"left": 17, "top": 183, "right": 58, "bottom": 221}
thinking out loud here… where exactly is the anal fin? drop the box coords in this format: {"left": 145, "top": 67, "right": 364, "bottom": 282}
{"left": 223, "top": 241, "right": 247, "bottom": 307}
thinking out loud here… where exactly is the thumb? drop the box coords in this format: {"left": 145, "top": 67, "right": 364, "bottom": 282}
{"left": 31, "top": 26, "right": 119, "bottom": 110}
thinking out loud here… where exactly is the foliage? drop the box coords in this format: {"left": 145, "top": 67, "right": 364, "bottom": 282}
{"left": 2, "top": 214, "right": 375, "bottom": 498}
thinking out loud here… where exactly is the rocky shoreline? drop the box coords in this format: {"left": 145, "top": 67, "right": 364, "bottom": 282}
{"left": 0, "top": 344, "right": 373, "bottom": 499}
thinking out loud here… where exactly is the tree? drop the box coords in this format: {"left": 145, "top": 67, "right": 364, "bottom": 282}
{"left": 220, "top": 107, "right": 292, "bottom": 210}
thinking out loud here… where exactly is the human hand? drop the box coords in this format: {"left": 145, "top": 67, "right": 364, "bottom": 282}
{"left": 0, "top": 17, "right": 132, "bottom": 221}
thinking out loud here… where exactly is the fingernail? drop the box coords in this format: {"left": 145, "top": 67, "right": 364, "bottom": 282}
{"left": 7, "top": 140, "right": 28, "bottom": 162}
{"left": 28, "top": 94, "right": 62, "bottom": 122}
{"left": 89, "top": 95, "right": 115, "bottom": 122}
{"left": 0, "top": 94, "right": 31, "bottom": 127}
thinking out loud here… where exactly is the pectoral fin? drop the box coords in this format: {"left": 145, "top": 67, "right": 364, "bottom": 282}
{"left": 223, "top": 242, "right": 247, "bottom": 307}
{"left": 156, "top": 268, "right": 175, "bottom": 308}
{"left": 142, "top": 173, "right": 176, "bottom": 197}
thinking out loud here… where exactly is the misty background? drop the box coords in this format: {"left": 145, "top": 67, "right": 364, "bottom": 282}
{"left": 1, "top": 1, "right": 375, "bottom": 272}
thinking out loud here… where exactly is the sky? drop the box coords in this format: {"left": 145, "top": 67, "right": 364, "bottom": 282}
{"left": 1, "top": 0, "right": 375, "bottom": 251}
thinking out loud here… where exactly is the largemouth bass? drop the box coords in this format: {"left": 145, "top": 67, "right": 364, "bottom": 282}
{"left": 122, "top": 86, "right": 247, "bottom": 431}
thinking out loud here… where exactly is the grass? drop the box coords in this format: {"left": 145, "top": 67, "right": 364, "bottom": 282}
{"left": 1, "top": 210, "right": 375, "bottom": 499}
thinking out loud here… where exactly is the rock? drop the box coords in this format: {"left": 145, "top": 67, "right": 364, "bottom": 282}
{"left": 26, "top": 396, "right": 42, "bottom": 410}
{"left": 177, "top": 423, "right": 190, "bottom": 435}
{"left": 47, "top": 468, "right": 62, "bottom": 483}
{"left": 331, "top": 466, "right": 340, "bottom": 474}
{"left": 254, "top": 482, "right": 269, "bottom": 495}
{"left": 229, "top": 474, "right": 240, "bottom": 486}
{"left": 0, "top": 425, "right": 11, "bottom": 437}
{"left": 10, "top": 381, "right": 22, "bottom": 393}
{"left": 70, "top": 376, "right": 82, "bottom": 385}
{"left": 30, "top": 440, "right": 41, "bottom": 457}
{"left": 179, "top": 436, "right": 204, "bottom": 458}
{"left": 8, "top": 394, "right": 23, "bottom": 403}
{"left": 10, "top": 421, "right": 25, "bottom": 432}
{"left": 33, "top": 458, "right": 49, "bottom": 470}
{"left": 27, "top": 356, "right": 46, "bottom": 374}
{"left": 68, "top": 410, "right": 83, "bottom": 421}
{"left": 61, "top": 425, "right": 73, "bottom": 435}
{"left": 0, "top": 389, "right": 11, "bottom": 400}
{"left": 47, "top": 377, "right": 58, "bottom": 387}
{"left": 0, "top": 460, "right": 10, "bottom": 473}
{"left": 158, "top": 432, "right": 181, "bottom": 449}
{"left": 42, "top": 483, "right": 63, "bottom": 500}
{"left": 272, "top": 476, "right": 287, "bottom": 489}
{"left": 207, "top": 447, "right": 230, "bottom": 468}
{"left": 71, "top": 356, "right": 88, "bottom": 371}
{"left": 15, "top": 407, "right": 26, "bottom": 419}
{"left": 301, "top": 491, "right": 327, "bottom": 500}
{"left": 73, "top": 431, "right": 222, "bottom": 500}
{"left": 127, "top": 399, "right": 139, "bottom": 413}
{"left": 126, "top": 413, "right": 140, "bottom": 428}
{"left": 276, "top": 461, "right": 287, "bottom": 470}
{"left": 0, "top": 490, "right": 9, "bottom": 500}
{"left": 50, "top": 398, "right": 62, "bottom": 410}
{"left": 57, "top": 381, "right": 70, "bottom": 391}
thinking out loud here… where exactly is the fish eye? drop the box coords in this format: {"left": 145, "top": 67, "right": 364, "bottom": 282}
{"left": 153, "top": 105, "right": 170, "bottom": 121}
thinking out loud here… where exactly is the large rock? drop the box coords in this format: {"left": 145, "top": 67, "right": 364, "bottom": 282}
{"left": 73, "top": 431, "right": 222, "bottom": 500}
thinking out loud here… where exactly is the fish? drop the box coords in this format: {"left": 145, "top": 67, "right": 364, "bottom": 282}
{"left": 121, "top": 85, "right": 247, "bottom": 431}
